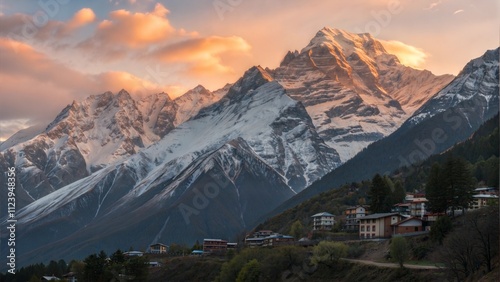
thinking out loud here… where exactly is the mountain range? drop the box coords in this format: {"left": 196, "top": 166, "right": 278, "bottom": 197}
{"left": 0, "top": 27, "right": 497, "bottom": 267}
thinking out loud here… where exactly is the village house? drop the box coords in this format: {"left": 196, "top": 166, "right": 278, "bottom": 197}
{"left": 469, "top": 187, "right": 499, "bottom": 210}
{"left": 244, "top": 230, "right": 273, "bottom": 246}
{"left": 245, "top": 230, "right": 294, "bottom": 247}
{"left": 359, "top": 213, "right": 403, "bottom": 239}
{"left": 311, "top": 212, "right": 335, "bottom": 231}
{"left": 391, "top": 203, "right": 411, "bottom": 216}
{"left": 245, "top": 237, "right": 265, "bottom": 247}
{"left": 391, "top": 217, "right": 424, "bottom": 235}
{"left": 409, "top": 197, "right": 428, "bottom": 218}
{"left": 202, "top": 239, "right": 238, "bottom": 253}
{"left": 149, "top": 243, "right": 168, "bottom": 254}
{"left": 392, "top": 193, "right": 428, "bottom": 219}
{"left": 62, "top": 272, "right": 77, "bottom": 282}
{"left": 227, "top": 242, "right": 238, "bottom": 250}
{"left": 470, "top": 194, "right": 499, "bottom": 209}
{"left": 203, "top": 239, "right": 228, "bottom": 253}
{"left": 474, "top": 187, "right": 498, "bottom": 195}
{"left": 252, "top": 230, "right": 274, "bottom": 238}
{"left": 262, "top": 234, "right": 294, "bottom": 247}
{"left": 344, "top": 206, "right": 368, "bottom": 231}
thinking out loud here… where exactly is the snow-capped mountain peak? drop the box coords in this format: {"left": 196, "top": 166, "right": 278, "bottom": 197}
{"left": 272, "top": 27, "right": 454, "bottom": 161}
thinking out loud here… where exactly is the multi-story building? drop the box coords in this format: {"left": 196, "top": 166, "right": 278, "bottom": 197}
{"left": 344, "top": 206, "right": 368, "bottom": 231}
{"left": 262, "top": 234, "right": 294, "bottom": 247}
{"left": 203, "top": 239, "right": 228, "bottom": 253}
{"left": 359, "top": 213, "right": 403, "bottom": 239}
{"left": 149, "top": 243, "right": 168, "bottom": 254}
{"left": 311, "top": 212, "right": 335, "bottom": 231}
{"left": 470, "top": 194, "right": 499, "bottom": 210}
{"left": 409, "top": 198, "right": 427, "bottom": 218}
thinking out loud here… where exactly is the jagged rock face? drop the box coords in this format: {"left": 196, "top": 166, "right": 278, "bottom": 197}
{"left": 407, "top": 48, "right": 499, "bottom": 126}
{"left": 137, "top": 92, "right": 177, "bottom": 139}
{"left": 273, "top": 27, "right": 454, "bottom": 161}
{"left": 0, "top": 84, "right": 230, "bottom": 209}
{"left": 0, "top": 90, "right": 173, "bottom": 205}
{"left": 173, "top": 84, "right": 230, "bottom": 126}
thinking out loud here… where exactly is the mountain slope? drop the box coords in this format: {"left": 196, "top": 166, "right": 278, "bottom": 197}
{"left": 0, "top": 85, "right": 229, "bottom": 209}
{"left": 173, "top": 84, "right": 230, "bottom": 126}
{"left": 1, "top": 66, "right": 341, "bottom": 266}
{"left": 0, "top": 90, "right": 170, "bottom": 207}
{"left": 264, "top": 47, "right": 499, "bottom": 219}
{"left": 271, "top": 27, "right": 454, "bottom": 161}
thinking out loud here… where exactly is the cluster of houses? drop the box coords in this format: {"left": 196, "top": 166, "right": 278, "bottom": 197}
{"left": 344, "top": 187, "right": 498, "bottom": 239}
{"left": 312, "top": 188, "right": 498, "bottom": 239}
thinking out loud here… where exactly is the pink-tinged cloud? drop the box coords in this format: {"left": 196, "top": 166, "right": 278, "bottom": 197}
{"left": 67, "top": 8, "right": 96, "bottom": 30}
{"left": 91, "top": 3, "right": 177, "bottom": 48}
{"left": 379, "top": 40, "right": 428, "bottom": 69}
{"left": 149, "top": 36, "right": 251, "bottom": 75}
{"left": 0, "top": 8, "right": 96, "bottom": 42}
{"left": 0, "top": 37, "right": 181, "bottom": 124}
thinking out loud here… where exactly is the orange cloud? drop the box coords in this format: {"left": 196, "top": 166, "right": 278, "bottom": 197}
{"left": 68, "top": 8, "right": 96, "bottom": 30}
{"left": 91, "top": 3, "right": 177, "bottom": 48}
{"left": 149, "top": 36, "right": 251, "bottom": 75}
{"left": 379, "top": 40, "right": 427, "bottom": 69}
{"left": 0, "top": 37, "right": 181, "bottom": 124}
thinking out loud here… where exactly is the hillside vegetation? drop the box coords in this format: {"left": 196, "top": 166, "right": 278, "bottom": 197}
{"left": 257, "top": 115, "right": 498, "bottom": 234}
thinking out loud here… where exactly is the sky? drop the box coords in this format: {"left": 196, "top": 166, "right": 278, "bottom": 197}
{"left": 0, "top": 0, "right": 498, "bottom": 141}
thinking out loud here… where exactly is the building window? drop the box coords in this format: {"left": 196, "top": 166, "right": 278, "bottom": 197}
{"left": 372, "top": 225, "right": 375, "bottom": 231}
{"left": 367, "top": 226, "right": 370, "bottom": 232}
{"left": 361, "top": 226, "right": 365, "bottom": 231}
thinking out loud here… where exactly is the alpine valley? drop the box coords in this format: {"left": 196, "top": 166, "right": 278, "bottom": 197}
{"left": 0, "top": 27, "right": 497, "bottom": 267}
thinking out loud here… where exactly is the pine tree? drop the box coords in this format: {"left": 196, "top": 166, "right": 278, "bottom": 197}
{"left": 426, "top": 163, "right": 448, "bottom": 213}
{"left": 369, "top": 174, "right": 391, "bottom": 213}
{"left": 443, "top": 157, "right": 475, "bottom": 215}
{"left": 389, "top": 180, "right": 406, "bottom": 206}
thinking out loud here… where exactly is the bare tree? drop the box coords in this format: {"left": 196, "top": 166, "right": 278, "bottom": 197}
{"left": 465, "top": 207, "right": 499, "bottom": 272}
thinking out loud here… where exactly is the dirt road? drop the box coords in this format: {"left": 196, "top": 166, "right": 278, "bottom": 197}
{"left": 343, "top": 258, "right": 444, "bottom": 269}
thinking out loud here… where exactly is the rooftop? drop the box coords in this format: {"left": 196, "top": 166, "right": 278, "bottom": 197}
{"left": 391, "top": 216, "right": 423, "bottom": 226}
{"left": 473, "top": 194, "right": 499, "bottom": 199}
{"left": 150, "top": 243, "right": 168, "bottom": 247}
{"left": 265, "top": 234, "right": 294, "bottom": 239}
{"left": 361, "top": 213, "right": 399, "bottom": 220}
{"left": 475, "top": 187, "right": 497, "bottom": 191}
{"left": 311, "top": 212, "right": 334, "bottom": 217}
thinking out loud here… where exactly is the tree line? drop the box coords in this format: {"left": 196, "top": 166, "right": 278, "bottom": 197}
{"left": 0, "top": 250, "right": 149, "bottom": 282}
{"left": 425, "top": 157, "right": 476, "bottom": 215}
